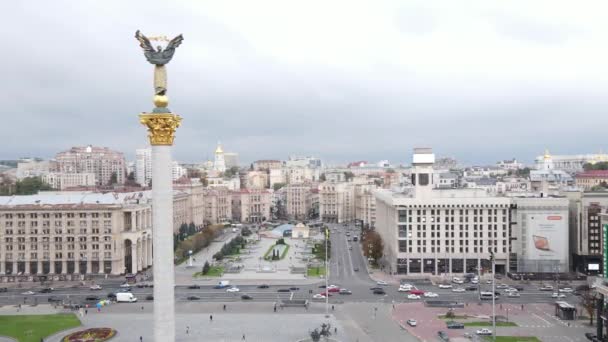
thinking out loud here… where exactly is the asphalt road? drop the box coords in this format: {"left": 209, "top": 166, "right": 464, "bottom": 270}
{"left": 0, "top": 223, "right": 584, "bottom": 307}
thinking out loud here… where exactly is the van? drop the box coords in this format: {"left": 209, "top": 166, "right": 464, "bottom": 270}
{"left": 215, "top": 280, "right": 230, "bottom": 289}
{"left": 116, "top": 292, "right": 137, "bottom": 303}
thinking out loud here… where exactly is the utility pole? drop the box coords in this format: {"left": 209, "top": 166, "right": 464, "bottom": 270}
{"left": 490, "top": 251, "right": 496, "bottom": 342}
{"left": 325, "top": 226, "right": 329, "bottom": 318}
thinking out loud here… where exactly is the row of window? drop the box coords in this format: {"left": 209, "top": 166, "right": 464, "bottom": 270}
{"left": 5, "top": 251, "right": 112, "bottom": 260}
{"left": 2, "top": 213, "right": 112, "bottom": 219}
{"left": 398, "top": 247, "right": 506, "bottom": 253}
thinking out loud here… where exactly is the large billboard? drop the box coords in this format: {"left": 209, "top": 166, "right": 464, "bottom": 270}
{"left": 525, "top": 213, "right": 568, "bottom": 265}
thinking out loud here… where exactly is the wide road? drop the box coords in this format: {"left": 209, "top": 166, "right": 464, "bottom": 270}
{"left": 0, "top": 222, "right": 583, "bottom": 307}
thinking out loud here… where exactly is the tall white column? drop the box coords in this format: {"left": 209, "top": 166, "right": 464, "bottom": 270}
{"left": 152, "top": 145, "right": 175, "bottom": 342}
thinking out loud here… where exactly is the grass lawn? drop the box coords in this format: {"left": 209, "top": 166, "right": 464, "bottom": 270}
{"left": 193, "top": 266, "right": 224, "bottom": 277}
{"left": 464, "top": 321, "right": 518, "bottom": 327}
{"left": 483, "top": 336, "right": 540, "bottom": 342}
{"left": 263, "top": 243, "right": 289, "bottom": 261}
{"left": 0, "top": 314, "right": 81, "bottom": 342}
{"left": 307, "top": 267, "right": 327, "bottom": 277}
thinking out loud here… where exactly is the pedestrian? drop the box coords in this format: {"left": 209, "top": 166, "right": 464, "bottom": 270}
{"left": 274, "top": 306, "right": 277, "bottom": 312}
{"left": 210, "top": 314, "right": 213, "bottom": 321}
{"left": 141, "top": 306, "right": 144, "bottom": 311}
{"left": 85, "top": 309, "right": 88, "bottom": 315}
{"left": 521, "top": 304, "right": 524, "bottom": 310}
{"left": 140, "top": 336, "right": 143, "bottom": 342}
{"left": 242, "top": 334, "right": 246, "bottom": 340}
{"left": 332, "top": 305, "right": 334, "bottom": 311}
{"left": 186, "top": 326, "right": 189, "bottom": 334}
{"left": 334, "top": 327, "right": 337, "bottom": 334}
{"left": 223, "top": 304, "right": 226, "bottom": 311}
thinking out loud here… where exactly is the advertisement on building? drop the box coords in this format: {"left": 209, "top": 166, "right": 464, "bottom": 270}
{"left": 525, "top": 214, "right": 568, "bottom": 264}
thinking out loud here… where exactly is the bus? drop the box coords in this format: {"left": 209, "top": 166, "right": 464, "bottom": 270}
{"left": 479, "top": 291, "right": 497, "bottom": 300}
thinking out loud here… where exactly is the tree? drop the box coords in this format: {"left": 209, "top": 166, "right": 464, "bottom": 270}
{"left": 15, "top": 177, "right": 53, "bottom": 195}
{"left": 516, "top": 167, "right": 531, "bottom": 177}
{"left": 386, "top": 168, "right": 396, "bottom": 174}
{"left": 445, "top": 310, "right": 455, "bottom": 319}
{"left": 584, "top": 162, "right": 608, "bottom": 171}
{"left": 273, "top": 183, "right": 286, "bottom": 191}
{"left": 319, "top": 173, "right": 326, "bottom": 182}
{"left": 108, "top": 172, "right": 118, "bottom": 185}
{"left": 202, "top": 261, "right": 210, "bottom": 275}
{"left": 362, "top": 230, "right": 384, "bottom": 265}
{"left": 581, "top": 288, "right": 599, "bottom": 325}
{"left": 224, "top": 166, "right": 240, "bottom": 178}
{"left": 344, "top": 171, "right": 355, "bottom": 181}
{"left": 187, "top": 168, "right": 202, "bottom": 179}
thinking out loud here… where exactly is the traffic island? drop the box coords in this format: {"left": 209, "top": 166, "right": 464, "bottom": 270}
{"left": 0, "top": 314, "right": 81, "bottom": 342}
{"left": 62, "top": 327, "right": 117, "bottom": 341}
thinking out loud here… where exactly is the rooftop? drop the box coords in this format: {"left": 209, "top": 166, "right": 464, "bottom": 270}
{"left": 576, "top": 170, "right": 608, "bottom": 178}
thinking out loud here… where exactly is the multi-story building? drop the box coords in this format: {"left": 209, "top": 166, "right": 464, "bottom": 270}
{"left": 42, "top": 172, "right": 96, "bottom": 190}
{"left": 269, "top": 169, "right": 286, "bottom": 188}
{"left": 171, "top": 161, "right": 186, "bottom": 181}
{"left": 55, "top": 146, "right": 126, "bottom": 186}
{"left": 375, "top": 148, "right": 512, "bottom": 275}
{"left": 509, "top": 196, "right": 569, "bottom": 273}
{"left": 575, "top": 170, "right": 608, "bottom": 190}
{"left": 0, "top": 192, "right": 152, "bottom": 276}
{"left": 319, "top": 182, "right": 355, "bottom": 223}
{"left": 231, "top": 189, "right": 271, "bottom": 223}
{"left": 567, "top": 191, "right": 608, "bottom": 274}
{"left": 286, "top": 156, "right": 322, "bottom": 169}
{"left": 354, "top": 183, "right": 376, "bottom": 228}
{"left": 253, "top": 160, "right": 283, "bottom": 171}
{"left": 16, "top": 159, "right": 56, "bottom": 180}
{"left": 244, "top": 171, "right": 269, "bottom": 189}
{"left": 534, "top": 150, "right": 608, "bottom": 173}
{"left": 135, "top": 148, "right": 152, "bottom": 187}
{"left": 496, "top": 159, "right": 523, "bottom": 171}
{"left": 173, "top": 183, "right": 205, "bottom": 230}
{"left": 203, "top": 187, "right": 232, "bottom": 225}
{"left": 285, "top": 184, "right": 312, "bottom": 220}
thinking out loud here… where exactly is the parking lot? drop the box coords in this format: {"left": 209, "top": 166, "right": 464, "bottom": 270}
{"left": 393, "top": 302, "right": 595, "bottom": 342}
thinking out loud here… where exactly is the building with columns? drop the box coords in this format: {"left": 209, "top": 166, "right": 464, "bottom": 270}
{"left": 203, "top": 187, "right": 232, "bottom": 225}
{"left": 231, "top": 189, "right": 271, "bottom": 223}
{"left": 319, "top": 181, "right": 355, "bottom": 223}
{"left": 0, "top": 192, "right": 152, "bottom": 277}
{"left": 285, "top": 184, "right": 312, "bottom": 220}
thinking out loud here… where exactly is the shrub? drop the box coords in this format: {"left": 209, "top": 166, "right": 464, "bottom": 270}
{"left": 276, "top": 238, "right": 285, "bottom": 245}
{"left": 445, "top": 310, "right": 455, "bottom": 319}
{"left": 202, "top": 261, "right": 210, "bottom": 275}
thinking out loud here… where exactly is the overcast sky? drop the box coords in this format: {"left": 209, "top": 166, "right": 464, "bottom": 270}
{"left": 3, "top": 1, "right": 608, "bottom": 166}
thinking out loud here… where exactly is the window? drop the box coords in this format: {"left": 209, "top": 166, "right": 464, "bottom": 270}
{"left": 399, "top": 240, "right": 407, "bottom": 252}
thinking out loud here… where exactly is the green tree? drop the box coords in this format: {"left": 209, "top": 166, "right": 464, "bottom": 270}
{"left": 345, "top": 171, "right": 355, "bottom": 181}
{"left": 108, "top": 172, "right": 118, "bottom": 185}
{"left": 362, "top": 230, "right": 384, "bottom": 265}
{"left": 516, "top": 167, "right": 531, "bottom": 177}
{"left": 584, "top": 162, "right": 608, "bottom": 171}
{"left": 15, "top": 177, "right": 53, "bottom": 195}
{"left": 319, "top": 173, "right": 326, "bottom": 182}
{"left": 273, "top": 182, "right": 286, "bottom": 191}
{"left": 202, "top": 261, "right": 210, "bottom": 275}
{"left": 224, "top": 166, "right": 240, "bottom": 178}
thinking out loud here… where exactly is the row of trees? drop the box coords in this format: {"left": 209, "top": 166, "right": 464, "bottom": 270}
{"left": 361, "top": 229, "right": 384, "bottom": 266}
{"left": 213, "top": 236, "right": 246, "bottom": 261}
{"left": 174, "top": 224, "right": 222, "bottom": 263}
{"left": 584, "top": 162, "right": 608, "bottom": 171}
{"left": 0, "top": 176, "right": 54, "bottom": 196}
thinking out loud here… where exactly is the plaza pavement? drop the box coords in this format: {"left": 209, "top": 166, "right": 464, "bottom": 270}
{"left": 393, "top": 302, "right": 594, "bottom": 342}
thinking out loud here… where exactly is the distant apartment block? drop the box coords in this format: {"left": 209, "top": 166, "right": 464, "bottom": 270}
{"left": 55, "top": 145, "right": 126, "bottom": 186}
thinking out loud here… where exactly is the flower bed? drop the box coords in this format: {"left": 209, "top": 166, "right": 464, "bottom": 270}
{"left": 62, "top": 327, "right": 116, "bottom": 342}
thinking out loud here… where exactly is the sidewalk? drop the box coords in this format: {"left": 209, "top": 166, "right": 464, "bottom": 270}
{"left": 174, "top": 231, "right": 237, "bottom": 285}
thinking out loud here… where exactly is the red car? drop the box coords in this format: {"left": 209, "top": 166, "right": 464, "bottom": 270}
{"left": 410, "top": 289, "right": 425, "bottom": 295}
{"left": 327, "top": 287, "right": 340, "bottom": 293}
{"left": 319, "top": 292, "right": 332, "bottom": 297}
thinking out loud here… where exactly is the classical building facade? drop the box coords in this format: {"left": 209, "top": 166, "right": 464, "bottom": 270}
{"left": 42, "top": 173, "right": 96, "bottom": 190}
{"left": 0, "top": 192, "right": 152, "bottom": 277}
{"left": 231, "top": 189, "right": 271, "bottom": 223}
{"left": 285, "top": 184, "right": 312, "bottom": 220}
{"left": 534, "top": 150, "right": 608, "bottom": 173}
{"left": 203, "top": 187, "right": 232, "bottom": 224}
{"left": 55, "top": 146, "right": 126, "bottom": 186}
{"left": 575, "top": 170, "right": 608, "bottom": 190}
{"left": 319, "top": 182, "right": 355, "bottom": 223}
{"left": 253, "top": 160, "right": 282, "bottom": 171}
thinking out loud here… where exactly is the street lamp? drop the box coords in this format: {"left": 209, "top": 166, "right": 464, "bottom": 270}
{"left": 490, "top": 251, "right": 496, "bottom": 342}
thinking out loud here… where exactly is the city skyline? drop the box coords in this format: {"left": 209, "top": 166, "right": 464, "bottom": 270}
{"left": 3, "top": 1, "right": 608, "bottom": 165}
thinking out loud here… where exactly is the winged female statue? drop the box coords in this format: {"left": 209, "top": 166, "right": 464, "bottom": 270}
{"left": 135, "top": 30, "right": 184, "bottom": 66}
{"left": 135, "top": 30, "right": 184, "bottom": 99}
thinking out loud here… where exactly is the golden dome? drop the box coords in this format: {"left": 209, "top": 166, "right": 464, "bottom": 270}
{"left": 215, "top": 143, "right": 224, "bottom": 154}
{"left": 543, "top": 149, "right": 551, "bottom": 160}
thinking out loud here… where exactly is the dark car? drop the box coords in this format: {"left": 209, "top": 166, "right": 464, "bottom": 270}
{"left": 277, "top": 289, "right": 291, "bottom": 293}
{"left": 0, "top": 288, "right": 7, "bottom": 292}
{"left": 515, "top": 286, "right": 524, "bottom": 291}
{"left": 370, "top": 287, "right": 382, "bottom": 291}
{"left": 289, "top": 287, "right": 300, "bottom": 291}
{"left": 107, "top": 293, "right": 117, "bottom": 299}
{"left": 136, "top": 283, "right": 146, "bottom": 288}
{"left": 85, "top": 296, "right": 100, "bottom": 301}
{"left": 187, "top": 296, "right": 201, "bottom": 300}
{"left": 354, "top": 267, "right": 359, "bottom": 272}
{"left": 446, "top": 321, "right": 464, "bottom": 329}
{"left": 146, "top": 295, "right": 154, "bottom": 301}
{"left": 40, "top": 288, "right": 53, "bottom": 293}
{"left": 318, "top": 285, "right": 327, "bottom": 288}
{"left": 373, "top": 289, "right": 385, "bottom": 295}
{"left": 438, "top": 330, "right": 450, "bottom": 342}
{"left": 188, "top": 285, "right": 201, "bottom": 289}
{"left": 241, "top": 294, "right": 253, "bottom": 300}
{"left": 48, "top": 296, "right": 62, "bottom": 303}
{"left": 466, "top": 286, "right": 477, "bottom": 291}
{"left": 585, "top": 333, "right": 596, "bottom": 341}
{"left": 257, "top": 284, "right": 270, "bottom": 289}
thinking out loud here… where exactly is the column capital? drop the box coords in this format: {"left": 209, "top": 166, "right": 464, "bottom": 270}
{"left": 139, "top": 113, "right": 182, "bottom": 146}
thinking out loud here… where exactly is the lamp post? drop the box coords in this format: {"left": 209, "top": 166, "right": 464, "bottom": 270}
{"left": 325, "top": 226, "right": 329, "bottom": 318}
{"left": 490, "top": 251, "right": 496, "bottom": 342}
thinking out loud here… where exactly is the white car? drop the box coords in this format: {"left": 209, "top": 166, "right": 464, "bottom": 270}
{"left": 377, "top": 280, "right": 388, "bottom": 286}
{"left": 21, "top": 291, "right": 35, "bottom": 295}
{"left": 406, "top": 319, "right": 417, "bottom": 327}
{"left": 119, "top": 283, "right": 132, "bottom": 288}
{"left": 226, "top": 287, "right": 240, "bottom": 293}
{"left": 551, "top": 292, "right": 565, "bottom": 298}
{"left": 476, "top": 329, "right": 492, "bottom": 335}
{"left": 438, "top": 284, "right": 452, "bottom": 289}
{"left": 312, "top": 294, "right": 326, "bottom": 300}
{"left": 471, "top": 279, "right": 479, "bottom": 284}
{"left": 424, "top": 292, "right": 439, "bottom": 298}
{"left": 496, "top": 284, "right": 508, "bottom": 289}
{"left": 507, "top": 292, "right": 520, "bottom": 298}
{"left": 452, "top": 288, "right": 465, "bottom": 293}
{"left": 559, "top": 288, "right": 573, "bottom": 293}
{"left": 398, "top": 286, "right": 412, "bottom": 292}
{"left": 328, "top": 284, "right": 339, "bottom": 289}
{"left": 504, "top": 288, "right": 517, "bottom": 293}
{"left": 452, "top": 278, "right": 464, "bottom": 284}
{"left": 90, "top": 285, "right": 102, "bottom": 290}
{"left": 486, "top": 280, "right": 493, "bottom": 284}
{"left": 407, "top": 294, "right": 421, "bottom": 300}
